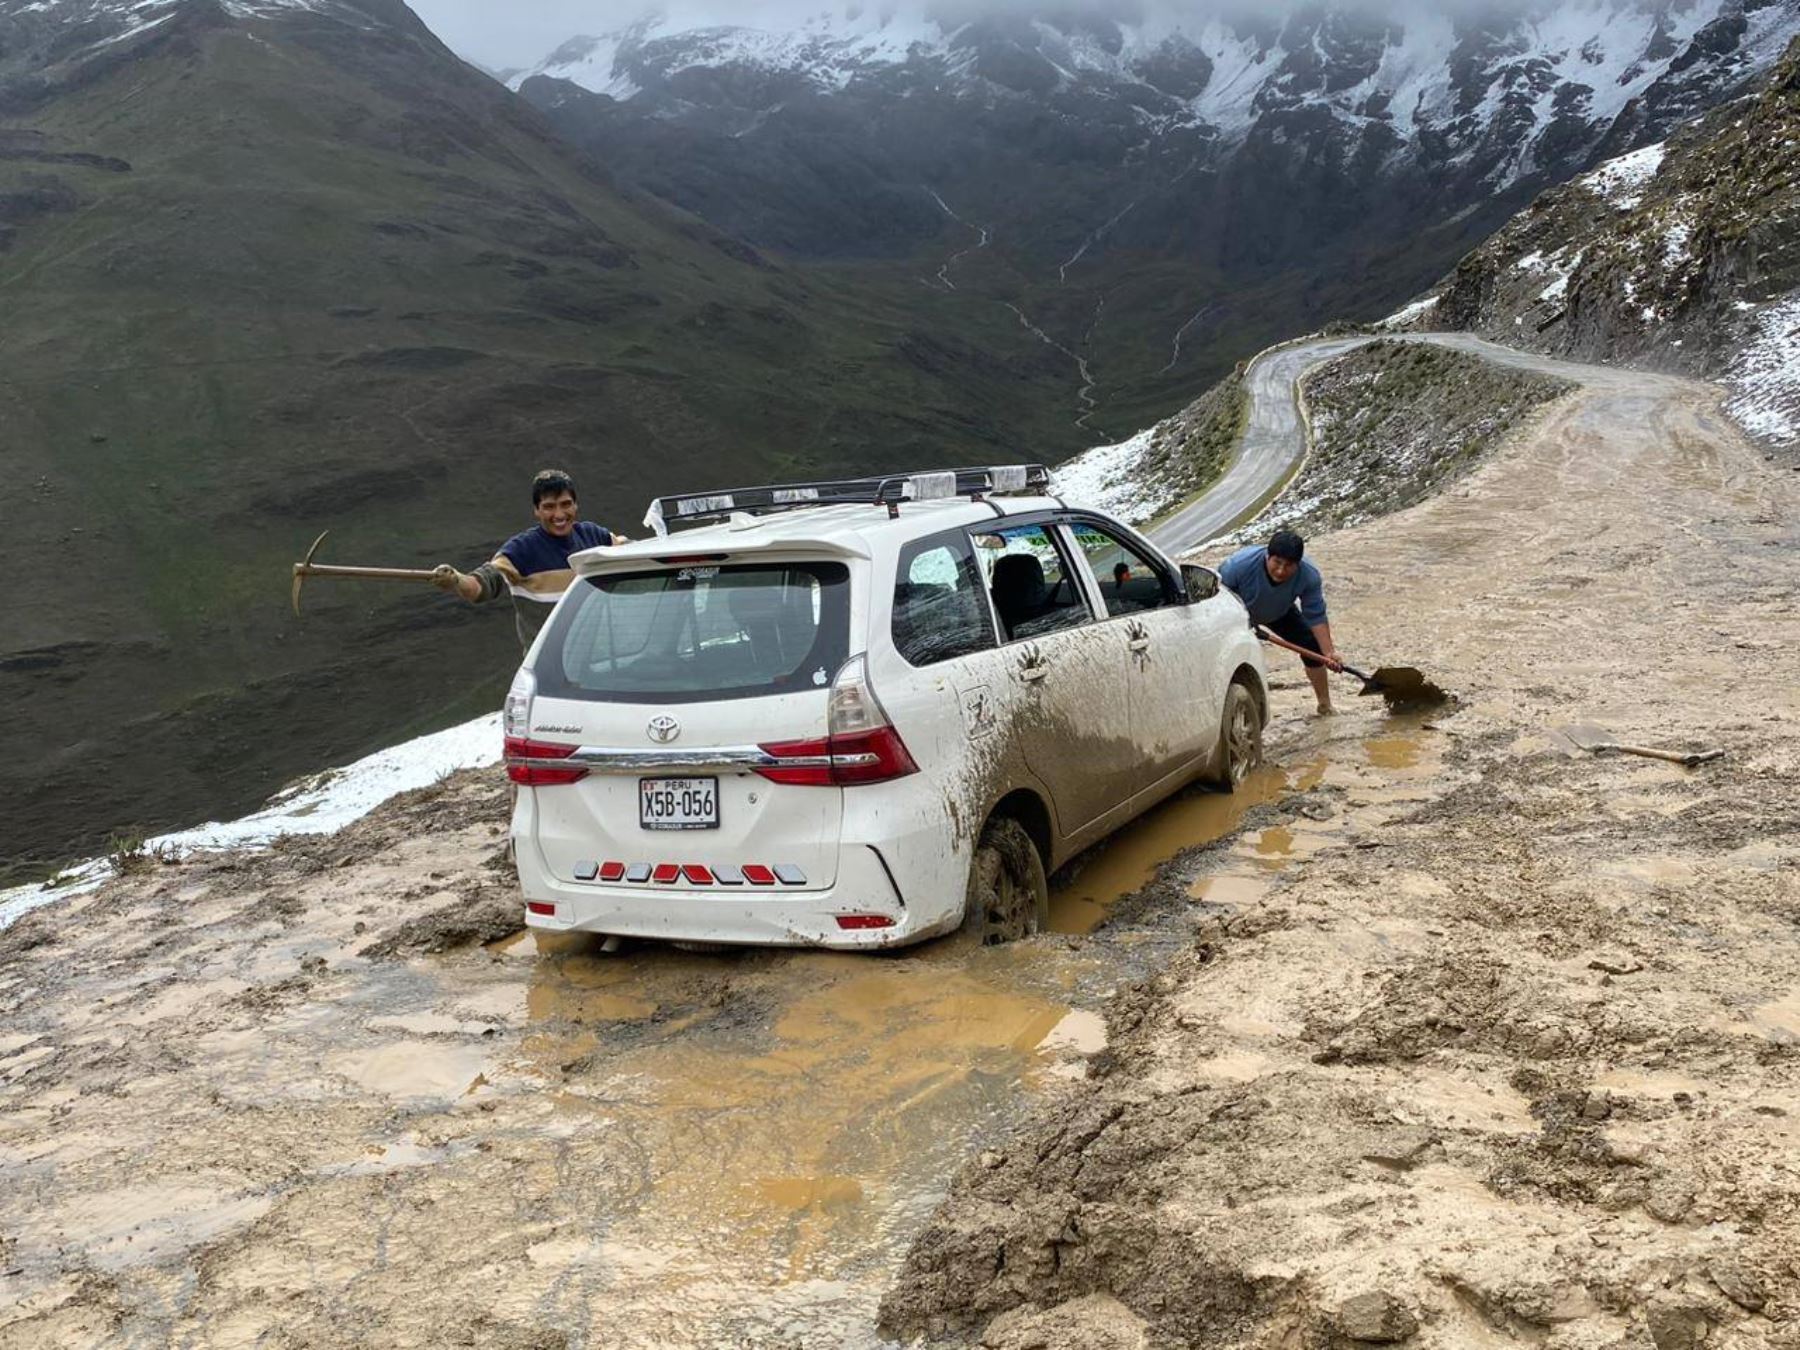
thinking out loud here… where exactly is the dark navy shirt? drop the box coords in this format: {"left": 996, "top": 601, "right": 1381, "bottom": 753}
{"left": 498, "top": 521, "right": 614, "bottom": 577}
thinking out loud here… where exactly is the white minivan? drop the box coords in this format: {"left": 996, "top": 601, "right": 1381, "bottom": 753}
{"left": 504, "top": 466, "right": 1267, "bottom": 949}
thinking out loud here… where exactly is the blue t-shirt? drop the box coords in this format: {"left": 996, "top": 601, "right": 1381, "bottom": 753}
{"left": 1218, "top": 545, "right": 1327, "bottom": 627}
{"left": 498, "top": 521, "right": 614, "bottom": 578}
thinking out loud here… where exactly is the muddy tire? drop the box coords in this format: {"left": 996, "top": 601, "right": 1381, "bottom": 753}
{"left": 963, "top": 817, "right": 1050, "bottom": 945}
{"left": 1207, "top": 682, "right": 1264, "bottom": 790}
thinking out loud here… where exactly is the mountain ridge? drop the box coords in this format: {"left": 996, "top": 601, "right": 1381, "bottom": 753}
{"left": 503, "top": 0, "right": 1800, "bottom": 439}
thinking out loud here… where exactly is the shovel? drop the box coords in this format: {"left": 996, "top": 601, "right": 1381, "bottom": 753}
{"left": 291, "top": 530, "right": 442, "bottom": 614}
{"left": 1254, "top": 624, "right": 1450, "bottom": 711}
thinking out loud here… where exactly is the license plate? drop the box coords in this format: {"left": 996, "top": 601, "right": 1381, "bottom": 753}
{"left": 639, "top": 777, "right": 719, "bottom": 831}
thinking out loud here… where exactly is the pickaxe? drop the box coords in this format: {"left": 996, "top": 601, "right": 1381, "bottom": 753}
{"left": 291, "top": 531, "right": 442, "bottom": 615}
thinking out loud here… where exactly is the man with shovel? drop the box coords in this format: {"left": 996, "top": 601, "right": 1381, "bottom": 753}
{"left": 1219, "top": 529, "right": 1344, "bottom": 716}
{"left": 431, "top": 469, "right": 629, "bottom": 652}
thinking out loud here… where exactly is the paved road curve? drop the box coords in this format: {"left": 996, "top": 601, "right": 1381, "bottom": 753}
{"left": 1144, "top": 330, "right": 1656, "bottom": 559}
{"left": 1146, "top": 336, "right": 1369, "bottom": 557}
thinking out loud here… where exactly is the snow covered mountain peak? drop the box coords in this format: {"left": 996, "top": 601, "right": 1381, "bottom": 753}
{"left": 0, "top": 0, "right": 427, "bottom": 96}
{"left": 513, "top": 0, "right": 1800, "bottom": 186}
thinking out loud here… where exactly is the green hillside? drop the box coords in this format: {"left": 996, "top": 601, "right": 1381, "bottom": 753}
{"left": 0, "top": 1, "right": 1076, "bottom": 880}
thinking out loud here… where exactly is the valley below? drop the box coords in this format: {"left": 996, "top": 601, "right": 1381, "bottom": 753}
{"left": 4, "top": 339, "right": 1796, "bottom": 1348}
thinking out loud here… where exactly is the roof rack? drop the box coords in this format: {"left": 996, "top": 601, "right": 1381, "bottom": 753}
{"left": 644, "top": 464, "right": 1053, "bottom": 535}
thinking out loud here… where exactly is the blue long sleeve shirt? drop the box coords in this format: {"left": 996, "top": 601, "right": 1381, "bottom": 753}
{"left": 1218, "top": 545, "right": 1328, "bottom": 627}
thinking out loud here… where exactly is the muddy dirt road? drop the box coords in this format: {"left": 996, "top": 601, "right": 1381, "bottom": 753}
{"left": 3, "top": 344, "right": 1796, "bottom": 1349}
{"left": 0, "top": 750, "right": 1353, "bottom": 1346}
{"left": 884, "top": 359, "right": 1800, "bottom": 1345}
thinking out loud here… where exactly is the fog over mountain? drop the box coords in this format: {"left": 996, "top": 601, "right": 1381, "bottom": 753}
{"left": 415, "top": 0, "right": 1559, "bottom": 70}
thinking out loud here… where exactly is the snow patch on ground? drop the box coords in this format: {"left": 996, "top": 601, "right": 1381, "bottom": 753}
{"left": 1053, "top": 428, "right": 1158, "bottom": 525}
{"left": 1379, "top": 295, "right": 1439, "bottom": 329}
{"left": 1725, "top": 296, "right": 1800, "bottom": 446}
{"left": 1580, "top": 142, "right": 1667, "bottom": 210}
{"left": 0, "top": 712, "right": 503, "bottom": 931}
{"left": 1661, "top": 216, "right": 1693, "bottom": 268}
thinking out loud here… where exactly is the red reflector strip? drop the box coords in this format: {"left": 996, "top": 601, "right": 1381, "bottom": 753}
{"left": 741, "top": 865, "right": 776, "bottom": 886}
{"left": 834, "top": 914, "right": 895, "bottom": 930}
{"left": 526, "top": 901, "right": 556, "bottom": 917}
{"left": 651, "top": 863, "right": 681, "bottom": 884}
{"left": 599, "top": 861, "right": 626, "bottom": 883}
{"left": 681, "top": 864, "right": 714, "bottom": 885}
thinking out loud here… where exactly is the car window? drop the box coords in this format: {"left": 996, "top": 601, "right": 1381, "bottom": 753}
{"left": 969, "top": 522, "right": 1093, "bottom": 642}
{"left": 892, "top": 531, "right": 997, "bottom": 666}
{"left": 535, "top": 561, "right": 850, "bottom": 704}
{"left": 1068, "top": 520, "right": 1174, "bottom": 618}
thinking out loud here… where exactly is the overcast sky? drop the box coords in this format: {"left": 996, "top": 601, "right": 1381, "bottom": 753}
{"left": 407, "top": 1, "right": 604, "bottom": 69}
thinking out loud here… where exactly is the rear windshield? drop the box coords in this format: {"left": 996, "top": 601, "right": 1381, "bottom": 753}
{"left": 535, "top": 561, "right": 851, "bottom": 704}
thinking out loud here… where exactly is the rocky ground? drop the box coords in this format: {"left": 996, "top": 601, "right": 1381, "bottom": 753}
{"left": 880, "top": 363, "right": 1800, "bottom": 1346}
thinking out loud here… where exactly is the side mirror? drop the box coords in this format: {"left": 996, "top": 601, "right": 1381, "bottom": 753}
{"left": 1182, "top": 564, "right": 1219, "bottom": 604}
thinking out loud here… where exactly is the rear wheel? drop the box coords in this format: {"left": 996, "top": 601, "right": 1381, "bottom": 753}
{"left": 963, "top": 817, "right": 1050, "bottom": 945}
{"left": 1207, "top": 682, "right": 1264, "bottom": 790}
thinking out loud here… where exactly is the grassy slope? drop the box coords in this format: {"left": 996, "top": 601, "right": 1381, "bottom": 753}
{"left": 1277, "top": 341, "right": 1574, "bottom": 535}
{"left": 0, "top": 10, "right": 1077, "bottom": 880}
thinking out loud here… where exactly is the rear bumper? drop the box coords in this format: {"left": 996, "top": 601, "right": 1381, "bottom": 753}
{"left": 514, "top": 837, "right": 959, "bottom": 950}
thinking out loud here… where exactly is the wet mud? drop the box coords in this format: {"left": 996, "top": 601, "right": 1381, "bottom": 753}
{"left": 0, "top": 731, "right": 1341, "bottom": 1348}
{"left": 880, "top": 370, "right": 1800, "bottom": 1346}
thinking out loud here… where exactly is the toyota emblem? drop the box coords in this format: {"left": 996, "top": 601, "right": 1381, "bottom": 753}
{"left": 647, "top": 715, "right": 680, "bottom": 744}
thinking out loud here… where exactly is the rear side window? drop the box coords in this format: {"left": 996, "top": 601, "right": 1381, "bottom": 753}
{"left": 971, "top": 522, "right": 1093, "bottom": 642}
{"left": 1068, "top": 520, "right": 1176, "bottom": 617}
{"left": 892, "top": 531, "right": 996, "bottom": 666}
{"left": 536, "top": 562, "right": 850, "bottom": 704}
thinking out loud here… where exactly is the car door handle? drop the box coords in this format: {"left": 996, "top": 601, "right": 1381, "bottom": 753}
{"left": 1019, "top": 664, "right": 1049, "bottom": 683}
{"left": 1128, "top": 638, "right": 1150, "bottom": 653}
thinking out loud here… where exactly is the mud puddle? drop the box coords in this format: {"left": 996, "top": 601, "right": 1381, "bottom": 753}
{"left": 466, "top": 746, "right": 1399, "bottom": 1344}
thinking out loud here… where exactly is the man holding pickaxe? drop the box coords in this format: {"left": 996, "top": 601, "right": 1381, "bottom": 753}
{"left": 432, "top": 469, "right": 629, "bottom": 652}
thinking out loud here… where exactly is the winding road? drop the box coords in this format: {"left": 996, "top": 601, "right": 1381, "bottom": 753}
{"left": 1144, "top": 330, "right": 1647, "bottom": 557}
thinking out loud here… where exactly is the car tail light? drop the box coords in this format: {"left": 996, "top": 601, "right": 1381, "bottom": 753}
{"left": 504, "top": 737, "right": 588, "bottom": 786}
{"left": 834, "top": 914, "right": 895, "bottom": 930}
{"left": 527, "top": 901, "right": 556, "bottom": 917}
{"left": 756, "top": 655, "right": 917, "bottom": 787}
{"left": 502, "top": 668, "right": 535, "bottom": 739}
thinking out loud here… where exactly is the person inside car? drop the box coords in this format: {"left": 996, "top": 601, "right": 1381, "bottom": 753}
{"left": 432, "top": 469, "right": 629, "bottom": 652}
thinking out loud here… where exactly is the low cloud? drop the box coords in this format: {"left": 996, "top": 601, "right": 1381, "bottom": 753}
{"left": 411, "top": 0, "right": 1548, "bottom": 74}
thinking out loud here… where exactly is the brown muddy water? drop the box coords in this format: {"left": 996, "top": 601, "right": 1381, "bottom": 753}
{"left": 0, "top": 718, "right": 1443, "bottom": 1348}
